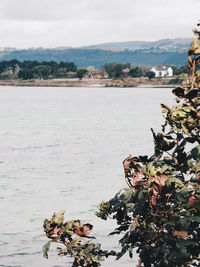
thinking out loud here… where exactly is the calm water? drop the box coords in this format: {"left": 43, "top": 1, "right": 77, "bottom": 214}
{"left": 0, "top": 86, "right": 174, "bottom": 267}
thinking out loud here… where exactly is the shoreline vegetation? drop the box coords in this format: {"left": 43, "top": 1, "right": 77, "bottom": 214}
{"left": 0, "top": 60, "right": 189, "bottom": 88}
{"left": 0, "top": 77, "right": 178, "bottom": 88}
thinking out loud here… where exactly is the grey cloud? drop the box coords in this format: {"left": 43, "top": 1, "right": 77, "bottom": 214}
{"left": 0, "top": 0, "right": 198, "bottom": 22}
{"left": 0, "top": 0, "right": 90, "bottom": 21}
{"left": 0, "top": 0, "right": 199, "bottom": 48}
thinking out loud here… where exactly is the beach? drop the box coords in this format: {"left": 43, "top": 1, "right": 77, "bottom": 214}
{"left": 0, "top": 77, "right": 176, "bottom": 88}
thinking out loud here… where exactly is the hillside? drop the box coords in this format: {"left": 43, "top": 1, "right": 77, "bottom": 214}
{"left": 0, "top": 38, "right": 191, "bottom": 68}
{"left": 81, "top": 38, "right": 192, "bottom": 51}
{"left": 0, "top": 49, "right": 187, "bottom": 68}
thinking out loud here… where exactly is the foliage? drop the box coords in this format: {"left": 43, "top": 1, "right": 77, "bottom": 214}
{"left": 103, "top": 63, "right": 131, "bottom": 78}
{"left": 95, "top": 35, "right": 200, "bottom": 266}
{"left": 0, "top": 60, "right": 77, "bottom": 80}
{"left": 129, "top": 66, "right": 144, "bottom": 77}
{"left": 42, "top": 211, "right": 116, "bottom": 266}
{"left": 145, "top": 71, "right": 156, "bottom": 79}
{"left": 0, "top": 59, "right": 193, "bottom": 80}
{"left": 77, "top": 68, "right": 88, "bottom": 80}
{"left": 18, "top": 69, "right": 34, "bottom": 80}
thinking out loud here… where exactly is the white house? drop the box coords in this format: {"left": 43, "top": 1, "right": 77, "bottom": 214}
{"left": 151, "top": 65, "right": 173, "bottom": 78}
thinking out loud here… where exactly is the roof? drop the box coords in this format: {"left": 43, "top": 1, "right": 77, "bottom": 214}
{"left": 152, "top": 65, "right": 171, "bottom": 71}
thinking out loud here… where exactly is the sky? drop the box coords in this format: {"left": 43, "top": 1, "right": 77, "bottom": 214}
{"left": 0, "top": 0, "right": 200, "bottom": 48}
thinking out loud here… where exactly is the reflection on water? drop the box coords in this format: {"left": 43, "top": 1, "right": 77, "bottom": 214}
{"left": 0, "top": 86, "right": 174, "bottom": 266}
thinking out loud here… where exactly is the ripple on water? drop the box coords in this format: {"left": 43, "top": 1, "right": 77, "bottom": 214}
{"left": 0, "top": 86, "right": 174, "bottom": 266}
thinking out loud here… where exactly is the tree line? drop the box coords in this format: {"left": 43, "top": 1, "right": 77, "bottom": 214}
{"left": 0, "top": 59, "right": 190, "bottom": 80}
{"left": 0, "top": 60, "right": 78, "bottom": 80}
{"left": 102, "top": 63, "right": 190, "bottom": 78}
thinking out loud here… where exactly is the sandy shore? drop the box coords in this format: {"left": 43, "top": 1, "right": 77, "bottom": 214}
{"left": 0, "top": 78, "right": 176, "bottom": 87}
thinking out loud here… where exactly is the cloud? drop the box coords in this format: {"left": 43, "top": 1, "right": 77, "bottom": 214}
{"left": 0, "top": 0, "right": 93, "bottom": 21}
{"left": 0, "top": 0, "right": 199, "bottom": 47}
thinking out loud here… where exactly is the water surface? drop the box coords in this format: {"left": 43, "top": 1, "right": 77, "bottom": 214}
{"left": 0, "top": 86, "right": 175, "bottom": 266}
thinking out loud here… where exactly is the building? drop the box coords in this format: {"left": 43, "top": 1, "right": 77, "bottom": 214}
{"left": 84, "top": 70, "right": 109, "bottom": 79}
{"left": 151, "top": 65, "right": 173, "bottom": 78}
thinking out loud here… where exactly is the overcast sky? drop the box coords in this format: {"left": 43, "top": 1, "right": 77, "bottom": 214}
{"left": 0, "top": 0, "right": 199, "bottom": 48}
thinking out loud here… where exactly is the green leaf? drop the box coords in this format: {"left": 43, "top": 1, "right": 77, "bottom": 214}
{"left": 137, "top": 190, "right": 145, "bottom": 200}
{"left": 166, "top": 177, "right": 184, "bottom": 188}
{"left": 42, "top": 240, "right": 52, "bottom": 259}
{"left": 116, "top": 244, "right": 129, "bottom": 260}
{"left": 161, "top": 103, "right": 171, "bottom": 112}
{"left": 176, "top": 239, "right": 196, "bottom": 248}
{"left": 191, "top": 216, "right": 200, "bottom": 223}
{"left": 180, "top": 121, "right": 190, "bottom": 135}
{"left": 191, "top": 145, "right": 200, "bottom": 160}
{"left": 160, "top": 164, "right": 172, "bottom": 174}
{"left": 51, "top": 210, "right": 65, "bottom": 225}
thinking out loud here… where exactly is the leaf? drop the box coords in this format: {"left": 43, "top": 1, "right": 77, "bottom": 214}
{"left": 161, "top": 103, "right": 171, "bottom": 112}
{"left": 42, "top": 240, "right": 52, "bottom": 259}
{"left": 173, "top": 231, "right": 189, "bottom": 240}
{"left": 191, "top": 216, "right": 200, "bottom": 223}
{"left": 109, "top": 225, "right": 129, "bottom": 235}
{"left": 149, "top": 174, "right": 169, "bottom": 187}
{"left": 51, "top": 210, "right": 65, "bottom": 225}
{"left": 180, "top": 121, "right": 190, "bottom": 135}
{"left": 172, "top": 108, "right": 186, "bottom": 117}
{"left": 172, "top": 87, "right": 185, "bottom": 98}
{"left": 151, "top": 128, "right": 176, "bottom": 153}
{"left": 191, "top": 145, "right": 200, "bottom": 160}
{"left": 137, "top": 190, "right": 145, "bottom": 200}
{"left": 63, "top": 219, "right": 82, "bottom": 236}
{"left": 176, "top": 239, "right": 196, "bottom": 247}
{"left": 186, "top": 88, "right": 199, "bottom": 99}
{"left": 166, "top": 177, "right": 184, "bottom": 188}
{"left": 116, "top": 244, "right": 129, "bottom": 260}
{"left": 179, "top": 217, "right": 190, "bottom": 228}
{"left": 129, "top": 248, "right": 133, "bottom": 258}
{"left": 160, "top": 164, "right": 172, "bottom": 174}
{"left": 115, "top": 188, "right": 136, "bottom": 204}
{"left": 142, "top": 162, "right": 157, "bottom": 177}
{"left": 182, "top": 106, "right": 195, "bottom": 113}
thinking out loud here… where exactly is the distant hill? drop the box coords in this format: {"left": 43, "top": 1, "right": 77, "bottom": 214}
{"left": 81, "top": 38, "right": 192, "bottom": 51}
{"left": 0, "top": 38, "right": 191, "bottom": 68}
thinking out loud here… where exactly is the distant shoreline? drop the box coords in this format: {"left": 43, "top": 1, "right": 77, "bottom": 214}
{"left": 0, "top": 78, "right": 177, "bottom": 88}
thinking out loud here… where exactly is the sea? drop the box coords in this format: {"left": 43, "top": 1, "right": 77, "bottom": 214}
{"left": 0, "top": 86, "right": 175, "bottom": 267}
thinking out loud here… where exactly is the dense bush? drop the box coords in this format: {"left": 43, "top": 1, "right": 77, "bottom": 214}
{"left": 96, "top": 31, "right": 200, "bottom": 267}
{"left": 0, "top": 60, "right": 77, "bottom": 80}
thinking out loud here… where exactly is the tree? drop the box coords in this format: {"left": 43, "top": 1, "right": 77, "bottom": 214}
{"left": 0, "top": 60, "right": 78, "bottom": 80}
{"left": 55, "top": 67, "right": 67, "bottom": 78}
{"left": 145, "top": 70, "right": 156, "bottom": 79}
{"left": 59, "top": 61, "right": 77, "bottom": 72}
{"left": 96, "top": 25, "right": 200, "bottom": 267}
{"left": 18, "top": 69, "right": 34, "bottom": 80}
{"left": 129, "top": 66, "right": 144, "bottom": 77}
{"left": 171, "top": 64, "right": 189, "bottom": 75}
{"left": 103, "top": 63, "right": 130, "bottom": 78}
{"left": 42, "top": 23, "right": 200, "bottom": 267}
{"left": 77, "top": 68, "right": 87, "bottom": 80}
{"left": 32, "top": 65, "right": 51, "bottom": 79}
